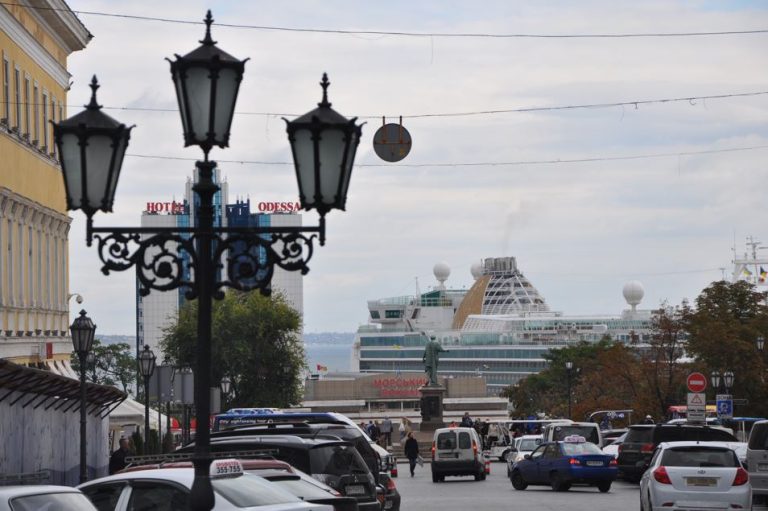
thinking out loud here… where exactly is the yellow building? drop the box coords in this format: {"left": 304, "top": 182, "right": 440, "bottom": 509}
{"left": 0, "top": 2, "right": 90, "bottom": 365}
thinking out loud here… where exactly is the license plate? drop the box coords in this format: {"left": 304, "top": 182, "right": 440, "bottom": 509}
{"left": 345, "top": 484, "right": 366, "bottom": 496}
{"left": 759, "top": 463, "right": 768, "bottom": 471}
{"left": 439, "top": 452, "right": 458, "bottom": 458}
{"left": 586, "top": 461, "right": 603, "bottom": 467}
{"left": 686, "top": 477, "right": 716, "bottom": 487}
{"left": 384, "top": 501, "right": 393, "bottom": 509}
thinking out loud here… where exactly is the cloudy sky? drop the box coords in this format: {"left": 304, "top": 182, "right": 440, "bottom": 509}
{"left": 64, "top": 1, "right": 768, "bottom": 335}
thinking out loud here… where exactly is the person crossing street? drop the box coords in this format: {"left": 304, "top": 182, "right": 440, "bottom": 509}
{"left": 404, "top": 431, "right": 420, "bottom": 477}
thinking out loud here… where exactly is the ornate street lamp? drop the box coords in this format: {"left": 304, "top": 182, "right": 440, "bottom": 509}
{"left": 220, "top": 376, "right": 231, "bottom": 410}
{"left": 138, "top": 345, "right": 156, "bottom": 452}
{"left": 758, "top": 336, "right": 765, "bottom": 352}
{"left": 710, "top": 370, "right": 721, "bottom": 391}
{"left": 54, "top": 11, "right": 361, "bottom": 511}
{"left": 723, "top": 371, "right": 735, "bottom": 393}
{"left": 70, "top": 310, "right": 96, "bottom": 483}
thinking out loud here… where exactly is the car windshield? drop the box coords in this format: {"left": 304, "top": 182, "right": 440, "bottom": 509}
{"left": 213, "top": 473, "right": 301, "bottom": 507}
{"left": 661, "top": 447, "right": 739, "bottom": 467}
{"left": 310, "top": 444, "right": 369, "bottom": 476}
{"left": 551, "top": 426, "right": 599, "bottom": 445}
{"left": 561, "top": 442, "right": 603, "bottom": 455}
{"left": 270, "top": 478, "right": 334, "bottom": 499}
{"left": 519, "top": 439, "right": 540, "bottom": 451}
{"left": 10, "top": 492, "right": 97, "bottom": 511}
{"left": 749, "top": 424, "right": 768, "bottom": 449}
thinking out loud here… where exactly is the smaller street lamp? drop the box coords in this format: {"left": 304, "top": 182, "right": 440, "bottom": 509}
{"left": 138, "top": 345, "right": 157, "bottom": 453}
{"left": 710, "top": 370, "right": 721, "bottom": 391}
{"left": 565, "top": 361, "right": 574, "bottom": 419}
{"left": 757, "top": 336, "right": 765, "bottom": 352}
{"left": 220, "top": 376, "right": 232, "bottom": 410}
{"left": 70, "top": 310, "right": 96, "bottom": 483}
{"left": 723, "top": 371, "right": 735, "bottom": 393}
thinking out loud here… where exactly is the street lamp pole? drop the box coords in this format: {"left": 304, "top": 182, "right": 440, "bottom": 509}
{"left": 53, "top": 12, "right": 361, "bottom": 511}
{"left": 565, "top": 361, "right": 573, "bottom": 419}
{"left": 70, "top": 310, "right": 96, "bottom": 484}
{"left": 138, "top": 345, "right": 156, "bottom": 453}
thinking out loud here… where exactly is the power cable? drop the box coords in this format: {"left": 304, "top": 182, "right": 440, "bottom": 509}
{"left": 43, "top": 90, "right": 768, "bottom": 120}
{"left": 2, "top": 2, "right": 767, "bottom": 39}
{"left": 124, "top": 144, "right": 768, "bottom": 168}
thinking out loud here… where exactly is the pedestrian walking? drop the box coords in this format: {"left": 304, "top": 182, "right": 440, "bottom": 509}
{"left": 108, "top": 437, "right": 131, "bottom": 475}
{"left": 380, "top": 416, "right": 393, "bottom": 447}
{"left": 460, "top": 412, "right": 473, "bottom": 428}
{"left": 404, "top": 432, "right": 420, "bottom": 477}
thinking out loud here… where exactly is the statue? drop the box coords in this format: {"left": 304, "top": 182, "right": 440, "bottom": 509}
{"left": 422, "top": 333, "right": 446, "bottom": 386}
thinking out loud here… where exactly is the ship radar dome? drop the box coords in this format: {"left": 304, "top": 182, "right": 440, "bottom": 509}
{"left": 470, "top": 262, "right": 483, "bottom": 280}
{"left": 434, "top": 262, "right": 451, "bottom": 289}
{"left": 623, "top": 280, "right": 644, "bottom": 311}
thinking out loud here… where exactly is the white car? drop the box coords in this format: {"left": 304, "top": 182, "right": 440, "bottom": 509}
{"left": 78, "top": 459, "right": 333, "bottom": 511}
{"left": 602, "top": 432, "right": 627, "bottom": 459}
{"left": 505, "top": 435, "right": 543, "bottom": 476}
{"left": 639, "top": 441, "right": 751, "bottom": 511}
{"left": 0, "top": 485, "right": 98, "bottom": 511}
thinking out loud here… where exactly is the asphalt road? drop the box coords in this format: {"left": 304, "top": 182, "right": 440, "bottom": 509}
{"left": 393, "top": 461, "right": 640, "bottom": 511}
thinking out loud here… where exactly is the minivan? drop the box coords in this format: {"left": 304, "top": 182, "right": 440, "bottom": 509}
{"left": 746, "top": 419, "right": 768, "bottom": 503}
{"left": 431, "top": 426, "right": 486, "bottom": 482}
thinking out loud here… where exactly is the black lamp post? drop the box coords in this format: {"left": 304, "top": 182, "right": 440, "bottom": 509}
{"left": 138, "top": 345, "right": 156, "bottom": 452}
{"left": 53, "top": 11, "right": 361, "bottom": 510}
{"left": 711, "top": 370, "right": 735, "bottom": 394}
{"left": 757, "top": 336, "right": 765, "bottom": 352}
{"left": 565, "top": 361, "right": 573, "bottom": 419}
{"left": 220, "top": 376, "right": 231, "bottom": 410}
{"left": 70, "top": 309, "right": 96, "bottom": 483}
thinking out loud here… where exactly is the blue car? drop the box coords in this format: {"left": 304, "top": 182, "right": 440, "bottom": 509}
{"left": 509, "top": 435, "right": 617, "bottom": 492}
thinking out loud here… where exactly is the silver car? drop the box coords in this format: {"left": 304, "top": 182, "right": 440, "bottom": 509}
{"left": 640, "top": 441, "right": 751, "bottom": 511}
{"left": 0, "top": 486, "right": 98, "bottom": 511}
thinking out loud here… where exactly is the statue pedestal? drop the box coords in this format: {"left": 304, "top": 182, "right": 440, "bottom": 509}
{"left": 418, "top": 384, "right": 446, "bottom": 435}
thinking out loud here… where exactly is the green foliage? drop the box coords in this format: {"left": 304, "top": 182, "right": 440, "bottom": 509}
{"left": 71, "top": 339, "right": 136, "bottom": 394}
{"left": 162, "top": 432, "right": 175, "bottom": 454}
{"left": 161, "top": 290, "right": 305, "bottom": 408}
{"left": 131, "top": 430, "right": 144, "bottom": 455}
{"left": 147, "top": 429, "right": 160, "bottom": 455}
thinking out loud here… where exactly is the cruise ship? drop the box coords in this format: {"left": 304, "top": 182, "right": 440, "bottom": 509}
{"left": 352, "top": 257, "right": 654, "bottom": 395}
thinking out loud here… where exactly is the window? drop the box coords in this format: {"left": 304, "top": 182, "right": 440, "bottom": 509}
{"left": 36, "top": 230, "right": 41, "bottom": 305}
{"left": 7, "top": 219, "right": 13, "bottom": 304}
{"left": 50, "top": 97, "right": 56, "bottom": 156}
{"left": 14, "top": 67, "right": 21, "bottom": 132}
{"left": 127, "top": 483, "right": 188, "bottom": 511}
{"left": 10, "top": 492, "right": 95, "bottom": 511}
{"left": 32, "top": 83, "right": 38, "bottom": 144}
{"left": 458, "top": 431, "right": 471, "bottom": 449}
{"left": 1, "top": 56, "right": 8, "bottom": 123}
{"left": 23, "top": 75, "right": 29, "bottom": 138}
{"left": 41, "top": 91, "right": 48, "bottom": 150}
{"left": 17, "top": 223, "right": 22, "bottom": 303}
{"left": 81, "top": 483, "right": 126, "bottom": 511}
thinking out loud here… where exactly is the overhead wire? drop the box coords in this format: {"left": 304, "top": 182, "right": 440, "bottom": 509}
{"left": 125, "top": 144, "right": 768, "bottom": 168}
{"left": 1, "top": 1, "right": 767, "bottom": 39}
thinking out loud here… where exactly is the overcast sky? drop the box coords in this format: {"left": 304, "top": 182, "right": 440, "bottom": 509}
{"left": 64, "top": 1, "right": 768, "bottom": 335}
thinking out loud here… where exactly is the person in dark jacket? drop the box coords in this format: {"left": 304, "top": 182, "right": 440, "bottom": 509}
{"left": 108, "top": 438, "right": 131, "bottom": 474}
{"left": 404, "top": 432, "right": 420, "bottom": 477}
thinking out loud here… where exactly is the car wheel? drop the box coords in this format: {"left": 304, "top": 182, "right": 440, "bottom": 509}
{"left": 438, "top": 475, "right": 445, "bottom": 482}
{"left": 597, "top": 482, "right": 611, "bottom": 493}
{"left": 551, "top": 472, "right": 570, "bottom": 492}
{"left": 511, "top": 471, "right": 528, "bottom": 490}
{"left": 501, "top": 450, "right": 511, "bottom": 462}
{"left": 432, "top": 472, "right": 438, "bottom": 483}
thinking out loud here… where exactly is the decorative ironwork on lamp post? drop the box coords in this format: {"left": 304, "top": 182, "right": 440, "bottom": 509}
{"left": 70, "top": 309, "right": 96, "bottom": 484}
{"left": 138, "top": 345, "right": 156, "bottom": 452}
{"left": 53, "top": 11, "right": 361, "bottom": 511}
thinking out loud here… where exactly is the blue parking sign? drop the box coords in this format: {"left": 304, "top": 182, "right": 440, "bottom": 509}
{"left": 716, "top": 398, "right": 733, "bottom": 419}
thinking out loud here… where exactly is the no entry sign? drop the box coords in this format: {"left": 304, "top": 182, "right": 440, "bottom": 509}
{"left": 687, "top": 372, "right": 707, "bottom": 393}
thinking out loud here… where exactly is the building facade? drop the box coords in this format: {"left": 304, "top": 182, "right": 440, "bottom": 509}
{"left": 0, "top": 1, "right": 90, "bottom": 365}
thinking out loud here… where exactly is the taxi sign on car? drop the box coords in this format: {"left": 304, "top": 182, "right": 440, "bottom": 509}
{"left": 563, "top": 435, "right": 587, "bottom": 443}
{"left": 210, "top": 459, "right": 244, "bottom": 478}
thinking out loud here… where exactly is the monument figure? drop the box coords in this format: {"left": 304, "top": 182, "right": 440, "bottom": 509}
{"left": 422, "top": 333, "right": 446, "bottom": 386}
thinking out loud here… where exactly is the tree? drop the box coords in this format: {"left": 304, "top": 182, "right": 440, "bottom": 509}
{"left": 684, "top": 280, "right": 768, "bottom": 417}
{"left": 71, "top": 339, "right": 136, "bottom": 394}
{"left": 161, "top": 290, "right": 305, "bottom": 408}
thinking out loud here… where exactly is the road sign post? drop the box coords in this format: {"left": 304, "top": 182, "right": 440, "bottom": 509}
{"left": 687, "top": 392, "right": 706, "bottom": 425}
{"left": 716, "top": 394, "right": 734, "bottom": 419}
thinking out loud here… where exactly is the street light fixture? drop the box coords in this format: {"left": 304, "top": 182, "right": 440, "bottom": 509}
{"left": 220, "top": 375, "right": 232, "bottom": 410}
{"left": 138, "top": 345, "right": 156, "bottom": 453}
{"left": 53, "top": 11, "right": 361, "bottom": 511}
{"left": 710, "top": 370, "right": 721, "bottom": 391}
{"left": 723, "top": 371, "right": 735, "bottom": 392}
{"left": 70, "top": 309, "right": 96, "bottom": 483}
{"left": 757, "top": 336, "right": 765, "bottom": 352}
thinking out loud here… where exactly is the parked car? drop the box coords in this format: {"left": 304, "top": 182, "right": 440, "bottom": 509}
{"left": 377, "top": 472, "right": 400, "bottom": 511}
{"left": 508, "top": 436, "right": 617, "bottom": 493}
{"left": 746, "top": 419, "right": 768, "bottom": 504}
{"left": 639, "top": 442, "right": 750, "bottom": 511}
{"left": 0, "top": 485, "right": 98, "bottom": 511}
{"left": 618, "top": 424, "right": 738, "bottom": 482}
{"left": 177, "top": 435, "right": 380, "bottom": 511}
{"left": 79, "top": 459, "right": 333, "bottom": 511}
{"left": 431, "top": 426, "right": 486, "bottom": 482}
{"left": 602, "top": 432, "right": 627, "bottom": 459}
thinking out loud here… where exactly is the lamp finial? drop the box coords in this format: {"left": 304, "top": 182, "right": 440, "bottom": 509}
{"left": 318, "top": 73, "right": 331, "bottom": 108}
{"left": 201, "top": 10, "right": 216, "bottom": 46}
{"left": 87, "top": 76, "right": 102, "bottom": 110}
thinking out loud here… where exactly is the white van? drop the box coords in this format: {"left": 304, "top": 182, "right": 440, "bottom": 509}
{"left": 431, "top": 427, "right": 486, "bottom": 482}
{"left": 543, "top": 421, "right": 603, "bottom": 447}
{"left": 746, "top": 419, "right": 768, "bottom": 504}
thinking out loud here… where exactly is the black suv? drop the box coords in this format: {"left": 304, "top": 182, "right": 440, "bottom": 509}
{"left": 178, "top": 435, "right": 380, "bottom": 511}
{"left": 617, "top": 424, "right": 737, "bottom": 482}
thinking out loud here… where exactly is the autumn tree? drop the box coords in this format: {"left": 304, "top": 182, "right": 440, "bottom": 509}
{"left": 71, "top": 339, "right": 136, "bottom": 394}
{"left": 161, "top": 290, "right": 306, "bottom": 408}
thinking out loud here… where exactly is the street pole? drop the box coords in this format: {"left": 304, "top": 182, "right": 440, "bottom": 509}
{"left": 567, "top": 370, "right": 572, "bottom": 419}
{"left": 78, "top": 351, "right": 88, "bottom": 483}
{"left": 144, "top": 374, "right": 151, "bottom": 453}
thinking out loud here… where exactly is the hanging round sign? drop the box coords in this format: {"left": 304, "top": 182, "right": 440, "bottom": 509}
{"left": 373, "top": 119, "right": 412, "bottom": 162}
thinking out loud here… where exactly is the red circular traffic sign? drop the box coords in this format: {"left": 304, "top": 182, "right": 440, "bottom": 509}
{"left": 687, "top": 372, "right": 707, "bottom": 393}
